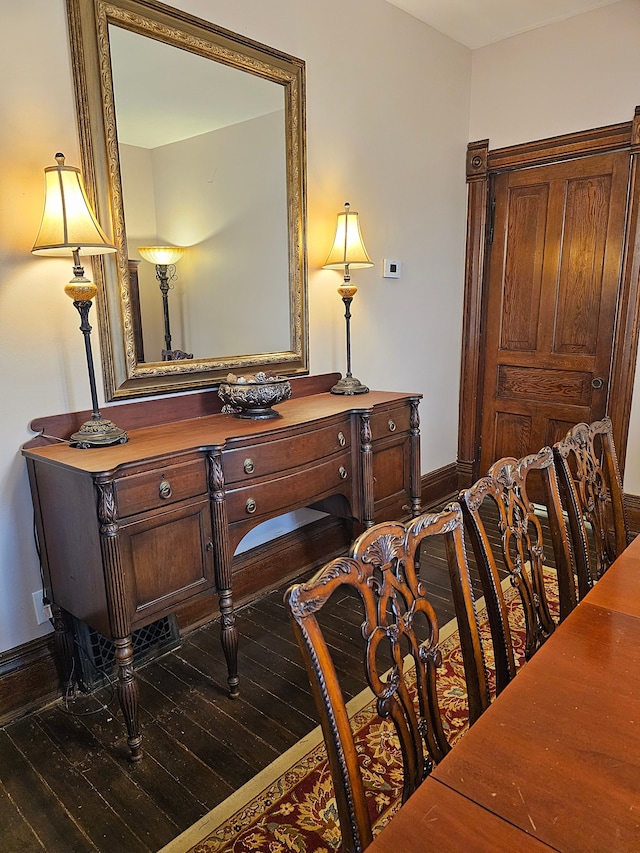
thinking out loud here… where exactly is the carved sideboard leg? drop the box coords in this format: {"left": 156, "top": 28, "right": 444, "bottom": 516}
{"left": 409, "top": 398, "right": 422, "bottom": 517}
{"left": 208, "top": 451, "right": 239, "bottom": 698}
{"left": 359, "top": 413, "right": 375, "bottom": 528}
{"left": 218, "top": 586, "right": 239, "bottom": 698}
{"left": 96, "top": 482, "right": 142, "bottom": 761}
{"left": 114, "top": 634, "right": 142, "bottom": 761}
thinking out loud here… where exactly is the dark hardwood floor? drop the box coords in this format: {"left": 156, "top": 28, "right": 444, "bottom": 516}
{"left": 0, "top": 506, "right": 509, "bottom": 852}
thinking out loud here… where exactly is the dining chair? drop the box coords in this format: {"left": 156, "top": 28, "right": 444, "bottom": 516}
{"left": 285, "top": 504, "right": 490, "bottom": 853}
{"left": 459, "top": 446, "right": 576, "bottom": 698}
{"left": 553, "top": 416, "right": 630, "bottom": 599}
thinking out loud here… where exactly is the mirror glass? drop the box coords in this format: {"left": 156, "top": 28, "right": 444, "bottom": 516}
{"left": 111, "top": 26, "right": 291, "bottom": 362}
{"left": 66, "top": 0, "right": 308, "bottom": 398}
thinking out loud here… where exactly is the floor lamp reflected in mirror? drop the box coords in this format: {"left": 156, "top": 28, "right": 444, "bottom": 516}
{"left": 137, "top": 246, "right": 187, "bottom": 361}
{"left": 323, "top": 202, "right": 373, "bottom": 395}
{"left": 31, "top": 153, "right": 128, "bottom": 448}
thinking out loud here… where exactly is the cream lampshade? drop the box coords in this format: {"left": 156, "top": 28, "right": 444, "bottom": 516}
{"left": 31, "top": 153, "right": 127, "bottom": 448}
{"left": 323, "top": 204, "right": 373, "bottom": 272}
{"left": 323, "top": 202, "right": 373, "bottom": 395}
{"left": 138, "top": 246, "right": 185, "bottom": 266}
{"left": 32, "top": 156, "right": 116, "bottom": 259}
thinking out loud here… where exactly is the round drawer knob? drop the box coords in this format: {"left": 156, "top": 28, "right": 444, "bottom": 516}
{"left": 158, "top": 478, "right": 172, "bottom": 499}
{"left": 338, "top": 466, "right": 348, "bottom": 480}
{"left": 388, "top": 419, "right": 397, "bottom": 433}
{"left": 243, "top": 458, "right": 255, "bottom": 474}
{"left": 337, "top": 431, "right": 346, "bottom": 447}
{"left": 245, "top": 498, "right": 257, "bottom": 514}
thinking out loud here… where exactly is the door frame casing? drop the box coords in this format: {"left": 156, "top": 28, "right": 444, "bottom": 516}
{"left": 458, "top": 107, "right": 640, "bottom": 487}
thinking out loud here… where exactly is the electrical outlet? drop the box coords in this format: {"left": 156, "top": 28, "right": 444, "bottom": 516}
{"left": 32, "top": 590, "right": 51, "bottom": 625}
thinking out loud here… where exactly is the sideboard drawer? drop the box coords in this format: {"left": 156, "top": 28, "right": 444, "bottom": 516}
{"left": 116, "top": 458, "right": 208, "bottom": 517}
{"left": 223, "top": 420, "right": 351, "bottom": 483}
{"left": 225, "top": 454, "right": 352, "bottom": 522}
{"left": 370, "top": 405, "right": 411, "bottom": 441}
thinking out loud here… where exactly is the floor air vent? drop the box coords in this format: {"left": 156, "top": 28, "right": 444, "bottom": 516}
{"left": 71, "top": 615, "right": 181, "bottom": 690}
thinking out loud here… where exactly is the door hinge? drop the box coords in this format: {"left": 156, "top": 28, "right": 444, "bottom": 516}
{"left": 487, "top": 197, "right": 496, "bottom": 244}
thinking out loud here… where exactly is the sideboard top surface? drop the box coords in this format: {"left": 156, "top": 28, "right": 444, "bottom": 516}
{"left": 23, "top": 388, "right": 421, "bottom": 477}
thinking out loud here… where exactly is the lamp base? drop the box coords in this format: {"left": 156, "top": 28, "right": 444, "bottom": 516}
{"left": 70, "top": 416, "right": 129, "bottom": 449}
{"left": 331, "top": 375, "right": 369, "bottom": 396}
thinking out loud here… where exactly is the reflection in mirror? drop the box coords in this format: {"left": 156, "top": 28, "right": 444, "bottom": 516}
{"left": 136, "top": 245, "right": 189, "bottom": 360}
{"left": 65, "top": 0, "right": 308, "bottom": 399}
{"left": 110, "top": 24, "right": 291, "bottom": 364}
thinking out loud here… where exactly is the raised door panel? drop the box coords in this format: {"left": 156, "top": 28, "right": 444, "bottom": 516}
{"left": 553, "top": 174, "right": 612, "bottom": 356}
{"left": 119, "top": 498, "right": 215, "bottom": 626}
{"left": 499, "top": 184, "right": 548, "bottom": 352}
{"left": 370, "top": 402, "right": 415, "bottom": 521}
{"left": 496, "top": 365, "right": 592, "bottom": 407}
{"left": 372, "top": 441, "right": 410, "bottom": 520}
{"left": 492, "top": 411, "right": 532, "bottom": 463}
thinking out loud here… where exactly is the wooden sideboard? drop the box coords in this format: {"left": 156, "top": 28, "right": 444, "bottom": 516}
{"left": 22, "top": 374, "right": 421, "bottom": 760}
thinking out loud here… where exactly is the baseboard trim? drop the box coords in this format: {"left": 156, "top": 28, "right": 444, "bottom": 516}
{"left": 1, "top": 464, "right": 460, "bottom": 725}
{"left": 421, "top": 462, "right": 459, "bottom": 507}
{"left": 0, "top": 635, "right": 60, "bottom": 725}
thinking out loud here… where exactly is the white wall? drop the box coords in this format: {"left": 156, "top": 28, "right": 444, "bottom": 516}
{"left": 119, "top": 143, "right": 166, "bottom": 360}
{"left": 151, "top": 110, "right": 290, "bottom": 359}
{"left": 468, "top": 0, "right": 640, "bottom": 492}
{"left": 122, "top": 112, "right": 289, "bottom": 362}
{"left": 0, "top": 0, "right": 470, "bottom": 652}
{"left": 0, "top": 0, "right": 97, "bottom": 654}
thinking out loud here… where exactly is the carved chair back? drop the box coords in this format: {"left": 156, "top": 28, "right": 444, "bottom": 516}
{"left": 553, "top": 416, "right": 629, "bottom": 598}
{"left": 285, "top": 504, "right": 489, "bottom": 853}
{"left": 459, "top": 447, "right": 576, "bottom": 698}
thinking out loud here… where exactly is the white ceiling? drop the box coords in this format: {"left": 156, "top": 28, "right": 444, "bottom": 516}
{"left": 385, "top": 0, "right": 622, "bottom": 49}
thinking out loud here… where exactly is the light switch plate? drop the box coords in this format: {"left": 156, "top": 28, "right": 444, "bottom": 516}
{"left": 383, "top": 259, "right": 401, "bottom": 278}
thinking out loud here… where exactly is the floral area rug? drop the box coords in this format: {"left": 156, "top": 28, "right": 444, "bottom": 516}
{"left": 161, "top": 573, "right": 557, "bottom": 853}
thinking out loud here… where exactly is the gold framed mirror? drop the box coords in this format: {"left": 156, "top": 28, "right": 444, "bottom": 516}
{"left": 66, "top": 0, "right": 308, "bottom": 399}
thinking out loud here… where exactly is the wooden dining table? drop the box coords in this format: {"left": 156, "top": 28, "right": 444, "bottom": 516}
{"left": 369, "top": 534, "right": 640, "bottom": 852}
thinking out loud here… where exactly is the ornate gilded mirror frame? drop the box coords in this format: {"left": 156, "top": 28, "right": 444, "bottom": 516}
{"left": 66, "top": 0, "right": 308, "bottom": 399}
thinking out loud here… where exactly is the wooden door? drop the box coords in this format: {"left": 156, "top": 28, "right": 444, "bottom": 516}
{"left": 478, "top": 151, "right": 631, "bottom": 473}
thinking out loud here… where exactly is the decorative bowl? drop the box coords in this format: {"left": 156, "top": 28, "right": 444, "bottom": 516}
{"left": 218, "top": 373, "right": 292, "bottom": 419}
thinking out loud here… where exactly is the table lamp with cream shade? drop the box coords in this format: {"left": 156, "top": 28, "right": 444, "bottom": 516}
{"left": 137, "top": 245, "right": 187, "bottom": 360}
{"left": 31, "top": 153, "right": 128, "bottom": 448}
{"left": 323, "top": 202, "right": 373, "bottom": 395}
